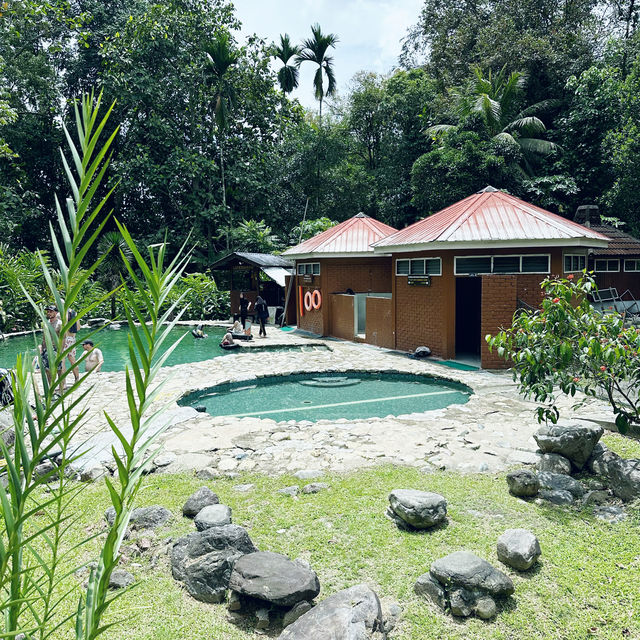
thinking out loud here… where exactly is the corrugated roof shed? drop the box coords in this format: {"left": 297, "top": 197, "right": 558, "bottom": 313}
{"left": 283, "top": 213, "right": 398, "bottom": 258}
{"left": 373, "top": 187, "right": 610, "bottom": 251}
{"left": 210, "top": 252, "right": 293, "bottom": 269}
{"left": 590, "top": 225, "right": 640, "bottom": 256}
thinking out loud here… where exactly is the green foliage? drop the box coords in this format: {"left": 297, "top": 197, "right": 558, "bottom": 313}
{"left": 225, "top": 219, "right": 283, "bottom": 254}
{"left": 289, "top": 216, "right": 337, "bottom": 244}
{"left": 487, "top": 272, "right": 640, "bottom": 432}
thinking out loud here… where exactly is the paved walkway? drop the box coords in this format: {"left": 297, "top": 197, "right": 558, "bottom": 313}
{"left": 67, "top": 328, "right": 617, "bottom": 476}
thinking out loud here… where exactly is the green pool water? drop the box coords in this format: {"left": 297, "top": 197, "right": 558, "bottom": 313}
{"left": 0, "top": 325, "right": 228, "bottom": 372}
{"left": 180, "top": 372, "right": 471, "bottom": 422}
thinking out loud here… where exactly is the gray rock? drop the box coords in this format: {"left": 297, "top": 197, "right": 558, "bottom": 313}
{"left": 536, "top": 453, "right": 572, "bottom": 475}
{"left": 233, "top": 483, "right": 255, "bottom": 492}
{"left": 606, "top": 456, "right": 640, "bottom": 501}
{"left": 196, "top": 467, "right": 221, "bottom": 480}
{"left": 582, "top": 490, "right": 609, "bottom": 506}
{"left": 538, "top": 471, "right": 585, "bottom": 498}
{"left": 534, "top": 424, "right": 603, "bottom": 470}
{"left": 153, "top": 452, "right": 176, "bottom": 468}
{"left": 278, "top": 584, "right": 384, "bottom": 640}
{"left": 594, "top": 505, "right": 627, "bottom": 523}
{"left": 105, "top": 505, "right": 172, "bottom": 529}
{"left": 430, "top": 551, "right": 514, "bottom": 597}
{"left": 34, "top": 461, "right": 57, "bottom": 478}
{"left": 80, "top": 466, "right": 107, "bottom": 483}
{"left": 282, "top": 601, "right": 312, "bottom": 628}
{"left": 539, "top": 489, "right": 574, "bottom": 505}
{"left": 497, "top": 529, "right": 541, "bottom": 571}
{"left": 302, "top": 483, "right": 329, "bottom": 494}
{"left": 506, "top": 469, "right": 539, "bottom": 497}
{"left": 278, "top": 486, "right": 299, "bottom": 496}
{"left": 171, "top": 525, "right": 257, "bottom": 603}
{"left": 388, "top": 489, "right": 447, "bottom": 529}
{"left": 474, "top": 595, "right": 497, "bottom": 620}
{"left": 293, "top": 470, "right": 324, "bottom": 480}
{"left": 194, "top": 504, "right": 232, "bottom": 531}
{"left": 229, "top": 551, "right": 320, "bottom": 607}
{"left": 414, "top": 572, "right": 447, "bottom": 609}
{"left": 256, "top": 607, "right": 270, "bottom": 630}
{"left": 183, "top": 486, "right": 220, "bottom": 518}
{"left": 109, "top": 569, "right": 134, "bottom": 589}
{"left": 586, "top": 443, "right": 615, "bottom": 476}
{"left": 449, "top": 588, "right": 474, "bottom": 617}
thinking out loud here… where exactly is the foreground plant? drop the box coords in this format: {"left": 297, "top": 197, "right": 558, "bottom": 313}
{"left": 487, "top": 272, "right": 640, "bottom": 433}
{"left": 0, "top": 92, "right": 188, "bottom": 639}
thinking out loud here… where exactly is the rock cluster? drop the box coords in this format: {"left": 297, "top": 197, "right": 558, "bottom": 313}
{"left": 415, "top": 551, "right": 514, "bottom": 619}
{"left": 588, "top": 443, "right": 640, "bottom": 501}
{"left": 534, "top": 423, "right": 603, "bottom": 470}
{"left": 387, "top": 489, "right": 447, "bottom": 530}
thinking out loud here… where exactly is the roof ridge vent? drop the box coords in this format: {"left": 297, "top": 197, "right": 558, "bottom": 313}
{"left": 477, "top": 185, "right": 499, "bottom": 193}
{"left": 354, "top": 212, "right": 369, "bottom": 218}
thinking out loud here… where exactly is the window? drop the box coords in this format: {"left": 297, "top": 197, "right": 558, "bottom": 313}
{"left": 594, "top": 259, "right": 620, "bottom": 273}
{"left": 396, "top": 258, "right": 442, "bottom": 276}
{"left": 297, "top": 262, "right": 320, "bottom": 276}
{"left": 564, "top": 254, "right": 586, "bottom": 273}
{"left": 624, "top": 259, "right": 640, "bottom": 272}
{"left": 454, "top": 254, "right": 550, "bottom": 275}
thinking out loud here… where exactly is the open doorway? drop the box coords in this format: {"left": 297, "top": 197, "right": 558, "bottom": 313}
{"left": 455, "top": 277, "right": 482, "bottom": 364}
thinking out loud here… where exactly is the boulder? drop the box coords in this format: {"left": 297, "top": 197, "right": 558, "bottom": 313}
{"left": 537, "top": 472, "right": 585, "bottom": 498}
{"left": 430, "top": 551, "right": 514, "bottom": 597}
{"left": 171, "top": 525, "right": 257, "bottom": 603}
{"left": 282, "top": 601, "right": 312, "bottom": 628}
{"left": 183, "top": 486, "right": 220, "bottom": 518}
{"left": 587, "top": 443, "right": 617, "bottom": 476}
{"left": 194, "top": 504, "right": 232, "bottom": 531}
{"left": 302, "top": 483, "right": 329, "bottom": 494}
{"left": 605, "top": 456, "right": 640, "bottom": 502}
{"left": 414, "top": 573, "right": 447, "bottom": 610}
{"left": 534, "top": 424, "right": 603, "bottom": 470}
{"left": 105, "top": 505, "right": 172, "bottom": 529}
{"left": 496, "top": 529, "right": 541, "bottom": 571}
{"left": 594, "top": 505, "right": 627, "bottom": 523}
{"left": 506, "top": 469, "right": 539, "bottom": 497}
{"left": 539, "top": 489, "right": 574, "bottom": 505}
{"left": 536, "top": 453, "right": 572, "bottom": 475}
{"left": 109, "top": 569, "right": 135, "bottom": 590}
{"left": 387, "top": 489, "right": 447, "bottom": 529}
{"left": 229, "top": 551, "right": 320, "bottom": 607}
{"left": 278, "top": 584, "right": 385, "bottom": 640}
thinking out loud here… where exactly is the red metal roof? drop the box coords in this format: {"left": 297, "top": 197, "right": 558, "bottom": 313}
{"left": 373, "top": 187, "right": 610, "bottom": 249}
{"left": 283, "top": 213, "right": 398, "bottom": 257}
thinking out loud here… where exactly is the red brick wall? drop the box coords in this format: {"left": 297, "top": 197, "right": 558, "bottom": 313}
{"left": 365, "top": 297, "right": 394, "bottom": 348}
{"left": 480, "top": 275, "right": 517, "bottom": 368}
{"left": 324, "top": 258, "right": 392, "bottom": 293}
{"left": 296, "top": 282, "right": 324, "bottom": 334}
{"left": 330, "top": 295, "right": 355, "bottom": 340}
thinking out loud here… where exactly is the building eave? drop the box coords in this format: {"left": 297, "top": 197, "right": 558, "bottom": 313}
{"left": 284, "top": 251, "right": 393, "bottom": 260}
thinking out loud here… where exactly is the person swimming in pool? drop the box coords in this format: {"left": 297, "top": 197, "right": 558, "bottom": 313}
{"left": 192, "top": 323, "right": 208, "bottom": 339}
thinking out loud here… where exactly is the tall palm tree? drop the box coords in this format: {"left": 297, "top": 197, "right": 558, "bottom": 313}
{"left": 273, "top": 34, "right": 301, "bottom": 143}
{"left": 296, "top": 23, "right": 339, "bottom": 122}
{"left": 428, "top": 66, "right": 559, "bottom": 173}
{"left": 202, "top": 33, "right": 239, "bottom": 252}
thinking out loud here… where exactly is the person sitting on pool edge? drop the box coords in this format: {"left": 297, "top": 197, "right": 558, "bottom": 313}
{"left": 82, "top": 340, "right": 104, "bottom": 373}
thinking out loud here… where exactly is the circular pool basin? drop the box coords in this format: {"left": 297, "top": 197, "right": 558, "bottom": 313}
{"left": 179, "top": 371, "right": 471, "bottom": 422}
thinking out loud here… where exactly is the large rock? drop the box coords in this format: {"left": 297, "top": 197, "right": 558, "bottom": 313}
{"left": 171, "top": 524, "right": 257, "bottom": 603}
{"left": 278, "top": 584, "right": 385, "bottom": 639}
{"left": 430, "top": 551, "right": 514, "bottom": 597}
{"left": 194, "top": 504, "right": 232, "bottom": 531}
{"left": 105, "top": 505, "right": 171, "bottom": 529}
{"left": 606, "top": 456, "right": 640, "bottom": 501}
{"left": 506, "top": 469, "right": 539, "bottom": 497}
{"left": 183, "top": 486, "right": 219, "bottom": 518}
{"left": 539, "top": 489, "right": 574, "bottom": 505}
{"left": 534, "top": 424, "right": 603, "bottom": 470}
{"left": 497, "top": 529, "right": 541, "bottom": 571}
{"left": 229, "top": 551, "right": 320, "bottom": 607}
{"left": 536, "top": 453, "right": 572, "bottom": 475}
{"left": 414, "top": 573, "right": 447, "bottom": 610}
{"left": 387, "top": 489, "right": 447, "bottom": 529}
{"left": 537, "top": 472, "right": 585, "bottom": 498}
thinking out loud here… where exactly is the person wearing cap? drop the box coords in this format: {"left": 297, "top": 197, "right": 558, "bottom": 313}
{"left": 42, "top": 305, "right": 63, "bottom": 393}
{"left": 82, "top": 340, "right": 103, "bottom": 373}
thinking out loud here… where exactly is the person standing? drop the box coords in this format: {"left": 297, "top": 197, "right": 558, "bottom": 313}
{"left": 62, "top": 307, "right": 80, "bottom": 384}
{"left": 42, "top": 305, "right": 63, "bottom": 393}
{"left": 239, "top": 292, "right": 251, "bottom": 329}
{"left": 254, "top": 294, "right": 269, "bottom": 337}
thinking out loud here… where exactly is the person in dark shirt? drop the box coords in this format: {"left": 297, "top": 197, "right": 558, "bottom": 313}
{"left": 254, "top": 295, "right": 269, "bottom": 337}
{"left": 239, "top": 292, "right": 252, "bottom": 329}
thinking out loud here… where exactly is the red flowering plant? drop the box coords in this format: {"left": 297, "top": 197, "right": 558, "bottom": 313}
{"left": 487, "top": 272, "right": 640, "bottom": 433}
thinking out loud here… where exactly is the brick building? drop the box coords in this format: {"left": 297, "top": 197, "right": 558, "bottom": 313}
{"left": 284, "top": 188, "right": 611, "bottom": 368}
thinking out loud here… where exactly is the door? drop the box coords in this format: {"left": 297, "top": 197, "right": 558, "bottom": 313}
{"left": 455, "top": 277, "right": 482, "bottom": 360}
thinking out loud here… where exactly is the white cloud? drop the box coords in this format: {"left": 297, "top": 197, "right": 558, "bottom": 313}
{"left": 234, "top": 0, "right": 422, "bottom": 108}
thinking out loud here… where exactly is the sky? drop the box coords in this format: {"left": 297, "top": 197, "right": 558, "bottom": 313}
{"left": 234, "top": 0, "right": 423, "bottom": 109}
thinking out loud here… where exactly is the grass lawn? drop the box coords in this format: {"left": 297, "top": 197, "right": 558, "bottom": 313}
{"left": 62, "top": 433, "right": 640, "bottom": 640}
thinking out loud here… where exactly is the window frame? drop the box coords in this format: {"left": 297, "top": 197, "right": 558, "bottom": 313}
{"left": 594, "top": 258, "right": 620, "bottom": 273}
{"left": 624, "top": 259, "right": 640, "bottom": 272}
{"left": 395, "top": 257, "right": 442, "bottom": 277}
{"left": 564, "top": 253, "right": 586, "bottom": 273}
{"left": 453, "top": 254, "right": 550, "bottom": 276}
{"left": 297, "top": 262, "right": 320, "bottom": 276}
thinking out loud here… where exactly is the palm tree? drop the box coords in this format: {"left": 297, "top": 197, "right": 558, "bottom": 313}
{"left": 273, "top": 34, "right": 301, "bottom": 143}
{"left": 296, "top": 23, "right": 339, "bottom": 122}
{"left": 96, "top": 231, "right": 132, "bottom": 319}
{"left": 202, "top": 33, "right": 240, "bottom": 252}
{"left": 428, "top": 66, "right": 558, "bottom": 173}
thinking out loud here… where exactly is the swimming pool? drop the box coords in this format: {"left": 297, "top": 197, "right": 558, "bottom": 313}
{"left": 179, "top": 371, "right": 471, "bottom": 422}
{"left": 0, "top": 325, "right": 228, "bottom": 372}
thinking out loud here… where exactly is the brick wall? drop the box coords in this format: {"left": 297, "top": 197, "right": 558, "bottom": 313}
{"left": 296, "top": 282, "right": 324, "bottom": 335}
{"left": 365, "top": 297, "right": 394, "bottom": 348}
{"left": 330, "top": 294, "right": 355, "bottom": 340}
{"left": 325, "top": 258, "right": 392, "bottom": 293}
{"left": 481, "top": 275, "right": 517, "bottom": 368}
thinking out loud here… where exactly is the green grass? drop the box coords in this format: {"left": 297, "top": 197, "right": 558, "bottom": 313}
{"left": 57, "top": 456, "right": 640, "bottom": 640}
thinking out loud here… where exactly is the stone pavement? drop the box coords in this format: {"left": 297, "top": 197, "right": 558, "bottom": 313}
{"left": 70, "top": 330, "right": 618, "bottom": 476}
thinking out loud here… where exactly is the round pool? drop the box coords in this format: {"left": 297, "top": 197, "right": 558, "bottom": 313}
{"left": 179, "top": 371, "right": 471, "bottom": 422}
